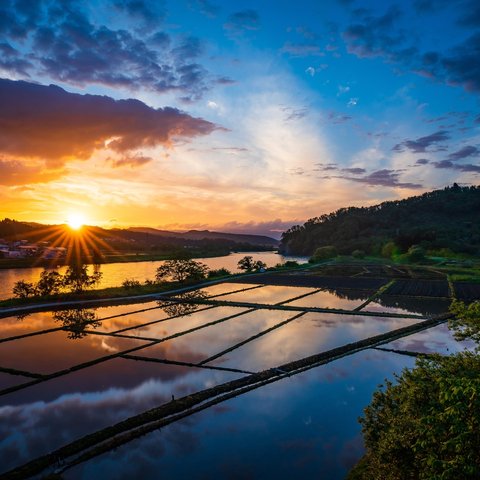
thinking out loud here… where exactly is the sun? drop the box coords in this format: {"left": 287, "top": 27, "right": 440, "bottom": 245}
{"left": 67, "top": 213, "right": 86, "bottom": 230}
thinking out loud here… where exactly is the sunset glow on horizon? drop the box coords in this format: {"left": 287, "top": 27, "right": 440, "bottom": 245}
{"left": 66, "top": 214, "right": 86, "bottom": 231}
{"left": 0, "top": 1, "right": 478, "bottom": 237}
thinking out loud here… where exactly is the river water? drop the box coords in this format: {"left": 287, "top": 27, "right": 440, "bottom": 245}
{"left": 0, "top": 251, "right": 308, "bottom": 300}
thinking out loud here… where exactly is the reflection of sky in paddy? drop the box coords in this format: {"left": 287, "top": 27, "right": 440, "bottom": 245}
{"left": 0, "top": 358, "right": 240, "bottom": 472}
{"left": 379, "top": 322, "right": 474, "bottom": 355}
{"left": 209, "top": 313, "right": 421, "bottom": 372}
{"left": 0, "top": 372, "right": 27, "bottom": 391}
{"left": 67, "top": 350, "right": 416, "bottom": 480}
{"left": 94, "top": 302, "right": 168, "bottom": 332}
{"left": 216, "top": 285, "right": 317, "bottom": 304}
{"left": 0, "top": 284, "right": 460, "bottom": 478}
{"left": 284, "top": 289, "right": 366, "bottom": 310}
{"left": 135, "top": 309, "right": 297, "bottom": 362}
{"left": 124, "top": 306, "right": 248, "bottom": 341}
{"left": 0, "top": 302, "right": 162, "bottom": 339}
{"left": 0, "top": 331, "right": 148, "bottom": 374}
{"left": 0, "top": 310, "right": 60, "bottom": 339}
{"left": 196, "top": 282, "right": 260, "bottom": 297}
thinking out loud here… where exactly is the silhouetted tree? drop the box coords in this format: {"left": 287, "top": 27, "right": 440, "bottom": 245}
{"left": 155, "top": 259, "right": 209, "bottom": 283}
{"left": 62, "top": 264, "right": 102, "bottom": 293}
{"left": 237, "top": 256, "right": 267, "bottom": 272}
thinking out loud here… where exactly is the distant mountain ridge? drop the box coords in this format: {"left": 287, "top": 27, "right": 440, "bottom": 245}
{"left": 280, "top": 185, "right": 480, "bottom": 256}
{"left": 128, "top": 227, "right": 279, "bottom": 246}
{"left": 0, "top": 219, "right": 278, "bottom": 248}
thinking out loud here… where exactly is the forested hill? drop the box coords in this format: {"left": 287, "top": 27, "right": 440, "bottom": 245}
{"left": 280, "top": 185, "right": 480, "bottom": 256}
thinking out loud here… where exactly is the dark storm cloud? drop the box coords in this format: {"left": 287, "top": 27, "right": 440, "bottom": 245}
{"left": 343, "top": 6, "right": 416, "bottom": 62}
{"left": 448, "top": 145, "right": 479, "bottom": 161}
{"left": 0, "top": 79, "right": 218, "bottom": 164}
{"left": 0, "top": 1, "right": 215, "bottom": 101}
{"left": 224, "top": 9, "right": 260, "bottom": 34}
{"left": 433, "top": 160, "right": 480, "bottom": 172}
{"left": 0, "top": 0, "right": 43, "bottom": 40}
{"left": 392, "top": 131, "right": 450, "bottom": 153}
{"left": 343, "top": 3, "right": 480, "bottom": 93}
{"left": 436, "top": 32, "right": 480, "bottom": 92}
{"left": 415, "top": 158, "right": 429, "bottom": 165}
{"left": 343, "top": 169, "right": 423, "bottom": 188}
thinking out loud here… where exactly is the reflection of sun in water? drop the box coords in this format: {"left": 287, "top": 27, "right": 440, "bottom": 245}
{"left": 67, "top": 213, "right": 86, "bottom": 230}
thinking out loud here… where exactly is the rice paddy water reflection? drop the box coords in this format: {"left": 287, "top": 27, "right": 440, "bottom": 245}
{"left": 0, "top": 280, "right": 463, "bottom": 479}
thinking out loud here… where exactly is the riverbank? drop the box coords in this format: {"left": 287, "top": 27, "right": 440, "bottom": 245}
{"left": 0, "top": 262, "right": 317, "bottom": 315}
{"left": 0, "top": 250, "right": 236, "bottom": 270}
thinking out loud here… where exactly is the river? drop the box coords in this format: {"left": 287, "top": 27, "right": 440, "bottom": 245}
{"left": 0, "top": 251, "right": 308, "bottom": 300}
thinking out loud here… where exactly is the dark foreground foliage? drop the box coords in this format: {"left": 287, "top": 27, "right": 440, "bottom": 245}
{"left": 349, "top": 352, "right": 480, "bottom": 480}
{"left": 350, "top": 300, "right": 480, "bottom": 479}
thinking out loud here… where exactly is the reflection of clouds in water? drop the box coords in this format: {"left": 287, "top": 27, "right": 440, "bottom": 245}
{"left": 386, "top": 324, "right": 474, "bottom": 354}
{"left": 100, "top": 337, "right": 119, "bottom": 353}
{"left": 0, "top": 368, "right": 232, "bottom": 472}
{"left": 79, "top": 425, "right": 202, "bottom": 480}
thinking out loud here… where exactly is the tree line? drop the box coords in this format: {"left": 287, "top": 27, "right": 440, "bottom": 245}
{"left": 280, "top": 185, "right": 480, "bottom": 257}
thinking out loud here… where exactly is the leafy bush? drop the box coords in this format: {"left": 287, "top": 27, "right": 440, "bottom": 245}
{"left": 350, "top": 352, "right": 480, "bottom": 480}
{"left": 381, "top": 241, "right": 397, "bottom": 259}
{"left": 207, "top": 268, "right": 231, "bottom": 278}
{"left": 122, "top": 278, "right": 141, "bottom": 289}
{"left": 311, "top": 246, "right": 337, "bottom": 262}
{"left": 352, "top": 249, "right": 365, "bottom": 259}
{"left": 406, "top": 245, "right": 426, "bottom": 263}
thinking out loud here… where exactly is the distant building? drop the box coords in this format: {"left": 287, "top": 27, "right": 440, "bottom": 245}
{"left": 41, "top": 247, "right": 67, "bottom": 259}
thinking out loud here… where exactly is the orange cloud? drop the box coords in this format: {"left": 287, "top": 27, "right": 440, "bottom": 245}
{"left": 0, "top": 79, "right": 218, "bottom": 166}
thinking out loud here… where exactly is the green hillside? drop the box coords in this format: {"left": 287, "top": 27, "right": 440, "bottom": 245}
{"left": 280, "top": 185, "right": 480, "bottom": 257}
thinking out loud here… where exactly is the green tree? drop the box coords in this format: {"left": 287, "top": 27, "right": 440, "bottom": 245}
{"left": 237, "top": 256, "right": 267, "bottom": 272}
{"left": 155, "top": 259, "right": 208, "bottom": 283}
{"left": 381, "top": 241, "right": 397, "bottom": 259}
{"left": 311, "top": 245, "right": 337, "bottom": 262}
{"left": 449, "top": 299, "right": 480, "bottom": 344}
{"left": 350, "top": 300, "right": 480, "bottom": 480}
{"left": 406, "top": 245, "right": 426, "bottom": 263}
{"left": 350, "top": 353, "right": 480, "bottom": 480}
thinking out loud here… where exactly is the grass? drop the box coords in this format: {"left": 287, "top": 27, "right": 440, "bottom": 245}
{"left": 0, "top": 274, "right": 233, "bottom": 309}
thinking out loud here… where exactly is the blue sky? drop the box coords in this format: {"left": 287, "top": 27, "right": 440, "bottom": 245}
{"left": 0, "top": 0, "right": 479, "bottom": 235}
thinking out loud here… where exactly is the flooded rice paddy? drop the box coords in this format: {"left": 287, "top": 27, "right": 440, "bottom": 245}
{"left": 0, "top": 277, "right": 470, "bottom": 479}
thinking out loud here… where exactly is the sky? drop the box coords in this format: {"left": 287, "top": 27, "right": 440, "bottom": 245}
{"left": 0, "top": 0, "right": 479, "bottom": 237}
